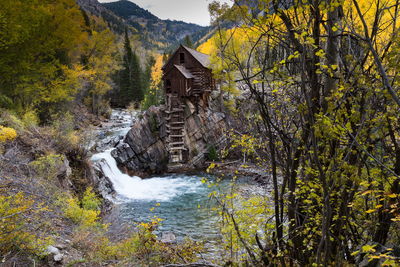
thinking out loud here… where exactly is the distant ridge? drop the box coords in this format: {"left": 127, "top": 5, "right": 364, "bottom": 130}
{"left": 102, "top": 0, "right": 158, "bottom": 21}
{"left": 100, "top": 0, "right": 211, "bottom": 49}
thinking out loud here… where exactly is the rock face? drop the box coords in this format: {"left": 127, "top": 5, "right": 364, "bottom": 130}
{"left": 111, "top": 105, "right": 169, "bottom": 176}
{"left": 91, "top": 162, "right": 116, "bottom": 202}
{"left": 112, "top": 101, "right": 227, "bottom": 176}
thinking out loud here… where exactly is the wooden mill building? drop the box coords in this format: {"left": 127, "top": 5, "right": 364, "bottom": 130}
{"left": 162, "top": 45, "right": 215, "bottom": 163}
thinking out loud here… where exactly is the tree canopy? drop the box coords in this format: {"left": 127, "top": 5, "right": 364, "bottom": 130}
{"left": 202, "top": 0, "right": 400, "bottom": 265}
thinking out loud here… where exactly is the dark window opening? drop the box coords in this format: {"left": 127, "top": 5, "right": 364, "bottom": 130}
{"left": 166, "top": 79, "right": 171, "bottom": 94}
{"left": 179, "top": 53, "right": 185, "bottom": 64}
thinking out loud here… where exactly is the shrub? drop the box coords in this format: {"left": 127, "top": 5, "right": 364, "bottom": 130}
{"left": 207, "top": 144, "right": 219, "bottom": 161}
{"left": 29, "top": 154, "right": 65, "bottom": 180}
{"left": 47, "top": 112, "right": 85, "bottom": 155}
{"left": 81, "top": 187, "right": 101, "bottom": 211}
{"left": 71, "top": 228, "right": 118, "bottom": 262}
{"left": 0, "top": 125, "right": 17, "bottom": 143}
{"left": 0, "top": 111, "right": 26, "bottom": 133}
{"left": 61, "top": 189, "right": 101, "bottom": 228}
{"left": 115, "top": 218, "right": 203, "bottom": 265}
{"left": 69, "top": 210, "right": 203, "bottom": 265}
{"left": 63, "top": 197, "right": 100, "bottom": 227}
{"left": 93, "top": 217, "right": 202, "bottom": 265}
{"left": 0, "top": 192, "right": 52, "bottom": 256}
{"left": 149, "top": 113, "right": 159, "bottom": 134}
{"left": 21, "top": 109, "right": 39, "bottom": 128}
{"left": 62, "top": 190, "right": 203, "bottom": 265}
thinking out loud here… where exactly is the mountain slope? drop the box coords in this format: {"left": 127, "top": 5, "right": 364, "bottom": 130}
{"left": 100, "top": 0, "right": 210, "bottom": 49}
{"left": 76, "top": 0, "right": 132, "bottom": 34}
{"left": 102, "top": 0, "right": 158, "bottom": 21}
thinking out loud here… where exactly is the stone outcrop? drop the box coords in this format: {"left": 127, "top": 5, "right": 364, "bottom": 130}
{"left": 111, "top": 105, "right": 169, "bottom": 176}
{"left": 111, "top": 100, "right": 227, "bottom": 176}
{"left": 46, "top": 245, "right": 64, "bottom": 263}
{"left": 91, "top": 162, "right": 116, "bottom": 202}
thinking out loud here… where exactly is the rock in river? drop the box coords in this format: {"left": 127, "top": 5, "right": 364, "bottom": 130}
{"left": 112, "top": 100, "right": 228, "bottom": 176}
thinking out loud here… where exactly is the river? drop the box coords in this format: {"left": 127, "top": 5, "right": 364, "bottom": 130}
{"left": 89, "top": 109, "right": 257, "bottom": 252}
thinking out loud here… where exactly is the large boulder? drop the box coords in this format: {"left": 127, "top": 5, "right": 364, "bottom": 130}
{"left": 112, "top": 101, "right": 228, "bottom": 176}
{"left": 112, "top": 106, "right": 169, "bottom": 176}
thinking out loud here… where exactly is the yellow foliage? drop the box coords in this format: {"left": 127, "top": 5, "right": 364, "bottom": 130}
{"left": 81, "top": 187, "right": 101, "bottom": 211}
{"left": 60, "top": 188, "right": 102, "bottom": 228}
{"left": 198, "top": 27, "right": 249, "bottom": 107}
{"left": 231, "top": 133, "right": 259, "bottom": 155}
{"left": 150, "top": 54, "right": 164, "bottom": 91}
{"left": 50, "top": 112, "right": 83, "bottom": 150}
{"left": 0, "top": 0, "right": 87, "bottom": 107}
{"left": 0, "top": 192, "right": 52, "bottom": 255}
{"left": 70, "top": 212, "right": 202, "bottom": 265}
{"left": 60, "top": 188, "right": 101, "bottom": 228}
{"left": 142, "top": 54, "right": 164, "bottom": 109}
{"left": 197, "top": 38, "right": 214, "bottom": 55}
{"left": 63, "top": 196, "right": 100, "bottom": 227}
{"left": 67, "top": 131, "right": 81, "bottom": 146}
{"left": 0, "top": 125, "right": 17, "bottom": 143}
{"left": 210, "top": 184, "right": 273, "bottom": 263}
{"left": 20, "top": 110, "right": 39, "bottom": 128}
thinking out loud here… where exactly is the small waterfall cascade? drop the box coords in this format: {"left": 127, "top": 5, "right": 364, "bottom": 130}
{"left": 91, "top": 149, "right": 202, "bottom": 202}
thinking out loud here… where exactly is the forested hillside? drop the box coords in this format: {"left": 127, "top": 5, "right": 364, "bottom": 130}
{"left": 0, "top": 0, "right": 192, "bottom": 265}
{"left": 1, "top": 0, "right": 400, "bottom": 266}
{"left": 78, "top": 0, "right": 211, "bottom": 49}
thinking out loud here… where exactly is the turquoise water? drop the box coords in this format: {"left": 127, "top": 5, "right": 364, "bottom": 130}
{"left": 90, "top": 110, "right": 259, "bottom": 252}
{"left": 118, "top": 174, "right": 222, "bottom": 242}
{"left": 91, "top": 149, "right": 226, "bottom": 246}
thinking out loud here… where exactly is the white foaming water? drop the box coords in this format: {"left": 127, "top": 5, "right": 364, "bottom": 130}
{"left": 91, "top": 149, "right": 202, "bottom": 202}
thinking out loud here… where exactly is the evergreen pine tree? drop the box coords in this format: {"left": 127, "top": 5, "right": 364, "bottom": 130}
{"left": 119, "top": 29, "right": 143, "bottom": 107}
{"left": 130, "top": 51, "right": 143, "bottom": 102}
{"left": 142, "top": 56, "right": 155, "bottom": 98}
{"left": 183, "top": 35, "right": 193, "bottom": 48}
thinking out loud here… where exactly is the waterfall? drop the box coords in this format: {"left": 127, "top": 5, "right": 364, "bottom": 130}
{"left": 91, "top": 149, "right": 202, "bottom": 202}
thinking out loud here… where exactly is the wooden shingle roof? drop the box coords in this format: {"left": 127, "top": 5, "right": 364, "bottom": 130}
{"left": 181, "top": 45, "right": 210, "bottom": 68}
{"left": 174, "top": 65, "right": 194, "bottom": 79}
{"left": 162, "top": 45, "right": 211, "bottom": 70}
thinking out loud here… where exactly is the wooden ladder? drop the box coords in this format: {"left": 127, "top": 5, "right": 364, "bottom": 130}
{"left": 165, "top": 94, "right": 186, "bottom": 163}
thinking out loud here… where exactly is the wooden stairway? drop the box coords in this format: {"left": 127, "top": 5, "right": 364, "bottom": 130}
{"left": 165, "top": 93, "right": 186, "bottom": 163}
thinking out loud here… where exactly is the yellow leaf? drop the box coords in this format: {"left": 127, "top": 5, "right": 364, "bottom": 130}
{"left": 362, "top": 190, "right": 373, "bottom": 196}
{"left": 362, "top": 245, "right": 376, "bottom": 253}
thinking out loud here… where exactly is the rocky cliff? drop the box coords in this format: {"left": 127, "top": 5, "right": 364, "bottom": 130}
{"left": 111, "top": 100, "right": 227, "bottom": 176}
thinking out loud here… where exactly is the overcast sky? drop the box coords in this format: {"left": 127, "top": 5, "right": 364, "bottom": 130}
{"left": 98, "top": 0, "right": 230, "bottom": 26}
